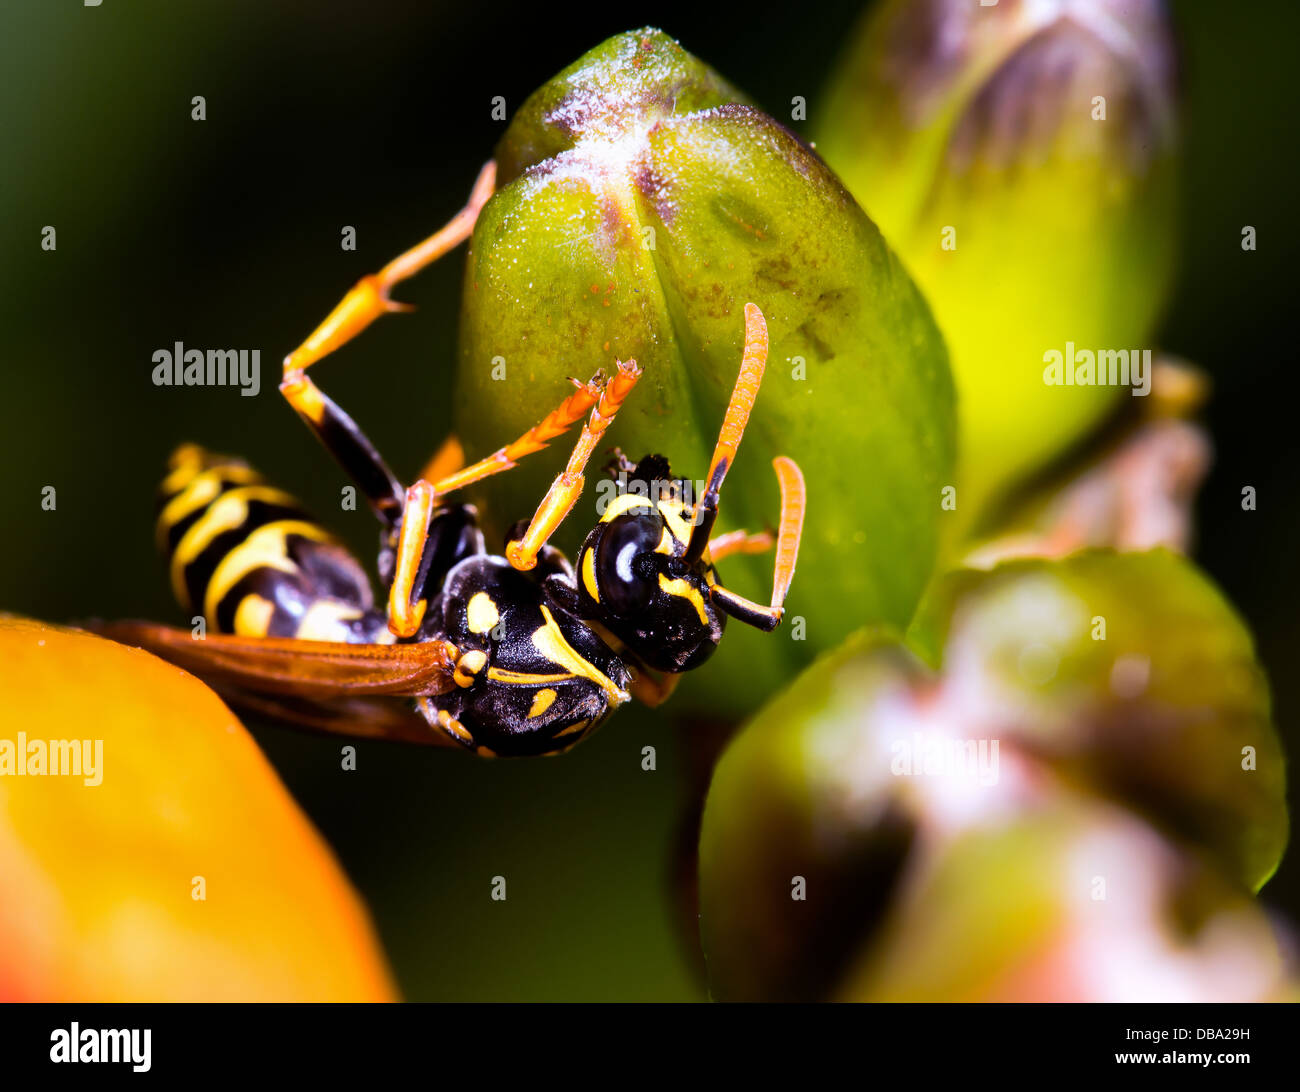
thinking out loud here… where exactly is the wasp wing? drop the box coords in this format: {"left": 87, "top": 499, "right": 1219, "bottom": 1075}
{"left": 93, "top": 621, "right": 458, "bottom": 700}
{"left": 212, "top": 686, "right": 455, "bottom": 747}
{"left": 89, "top": 621, "right": 460, "bottom": 746}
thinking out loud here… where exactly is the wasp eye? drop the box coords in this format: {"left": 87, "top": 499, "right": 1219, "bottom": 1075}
{"left": 594, "top": 512, "right": 661, "bottom": 616}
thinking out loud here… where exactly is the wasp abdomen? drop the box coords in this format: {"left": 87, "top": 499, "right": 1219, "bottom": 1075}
{"left": 156, "top": 444, "right": 389, "bottom": 643}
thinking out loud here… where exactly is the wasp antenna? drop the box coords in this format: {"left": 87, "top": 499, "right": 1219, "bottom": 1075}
{"left": 769, "top": 455, "right": 805, "bottom": 610}
{"left": 686, "top": 302, "right": 769, "bottom": 561}
{"left": 708, "top": 455, "right": 805, "bottom": 631}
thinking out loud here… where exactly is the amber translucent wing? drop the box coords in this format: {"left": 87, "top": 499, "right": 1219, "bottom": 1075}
{"left": 214, "top": 687, "right": 456, "bottom": 747}
{"left": 94, "top": 621, "right": 457, "bottom": 700}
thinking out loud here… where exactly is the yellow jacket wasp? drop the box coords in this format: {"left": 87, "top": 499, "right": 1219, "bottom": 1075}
{"left": 104, "top": 167, "right": 805, "bottom": 756}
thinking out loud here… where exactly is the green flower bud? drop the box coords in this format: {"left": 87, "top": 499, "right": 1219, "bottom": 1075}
{"left": 815, "top": 0, "right": 1179, "bottom": 525}
{"left": 699, "top": 551, "right": 1286, "bottom": 1000}
{"left": 454, "top": 29, "right": 955, "bottom": 712}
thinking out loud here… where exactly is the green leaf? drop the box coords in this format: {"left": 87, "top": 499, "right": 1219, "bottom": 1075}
{"left": 814, "top": 0, "right": 1179, "bottom": 527}
{"left": 453, "top": 29, "right": 955, "bottom": 713}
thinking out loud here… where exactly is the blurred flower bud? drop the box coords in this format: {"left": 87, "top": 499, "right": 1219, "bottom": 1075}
{"left": 908, "top": 550, "right": 1287, "bottom": 889}
{"left": 965, "top": 357, "right": 1212, "bottom": 566}
{"left": 455, "top": 29, "right": 955, "bottom": 712}
{"left": 815, "top": 0, "right": 1179, "bottom": 528}
{"left": 838, "top": 797, "right": 1293, "bottom": 1002}
{"left": 699, "top": 551, "right": 1287, "bottom": 1000}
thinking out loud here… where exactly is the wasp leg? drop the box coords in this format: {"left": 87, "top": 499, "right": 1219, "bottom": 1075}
{"left": 415, "top": 696, "right": 484, "bottom": 752}
{"left": 709, "top": 456, "right": 806, "bottom": 631}
{"left": 628, "top": 667, "right": 680, "bottom": 708}
{"left": 706, "top": 529, "right": 775, "bottom": 562}
{"left": 387, "top": 479, "right": 439, "bottom": 637}
{"left": 423, "top": 371, "right": 613, "bottom": 498}
{"left": 275, "top": 163, "right": 495, "bottom": 522}
{"left": 415, "top": 371, "right": 622, "bottom": 504}
{"left": 383, "top": 372, "right": 621, "bottom": 637}
{"left": 506, "top": 359, "right": 642, "bottom": 572}
{"left": 419, "top": 433, "right": 466, "bottom": 486}
{"left": 279, "top": 370, "right": 406, "bottom": 522}
{"left": 281, "top": 300, "right": 611, "bottom": 535}
{"left": 281, "top": 161, "right": 495, "bottom": 377}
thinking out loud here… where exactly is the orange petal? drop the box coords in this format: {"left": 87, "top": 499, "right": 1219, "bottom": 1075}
{"left": 0, "top": 615, "right": 396, "bottom": 1001}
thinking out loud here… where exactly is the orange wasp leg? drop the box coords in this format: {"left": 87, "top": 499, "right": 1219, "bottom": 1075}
{"left": 419, "top": 434, "right": 467, "bottom": 486}
{"left": 387, "top": 479, "right": 439, "bottom": 637}
{"left": 416, "top": 697, "right": 481, "bottom": 750}
{"left": 706, "top": 529, "right": 775, "bottom": 562}
{"left": 282, "top": 160, "right": 496, "bottom": 377}
{"left": 425, "top": 372, "right": 611, "bottom": 497}
{"left": 385, "top": 369, "right": 631, "bottom": 637}
{"left": 505, "top": 358, "right": 643, "bottom": 572}
{"left": 276, "top": 162, "right": 496, "bottom": 522}
{"left": 628, "top": 668, "right": 681, "bottom": 708}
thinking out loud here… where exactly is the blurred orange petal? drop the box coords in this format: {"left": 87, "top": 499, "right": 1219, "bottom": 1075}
{"left": 0, "top": 615, "right": 396, "bottom": 1001}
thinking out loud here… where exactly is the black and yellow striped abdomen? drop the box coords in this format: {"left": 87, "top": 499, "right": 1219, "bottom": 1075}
{"left": 156, "top": 444, "right": 391, "bottom": 643}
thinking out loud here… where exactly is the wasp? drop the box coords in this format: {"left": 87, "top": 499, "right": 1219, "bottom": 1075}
{"left": 104, "top": 167, "right": 805, "bottom": 756}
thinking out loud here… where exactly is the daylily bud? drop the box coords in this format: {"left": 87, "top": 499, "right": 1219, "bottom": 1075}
{"left": 815, "top": 0, "right": 1179, "bottom": 525}
{"left": 455, "top": 29, "right": 955, "bottom": 710}
{"left": 699, "top": 551, "right": 1287, "bottom": 1000}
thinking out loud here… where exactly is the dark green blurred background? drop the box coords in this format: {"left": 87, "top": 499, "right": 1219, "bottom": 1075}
{"left": 1, "top": 0, "right": 1295, "bottom": 999}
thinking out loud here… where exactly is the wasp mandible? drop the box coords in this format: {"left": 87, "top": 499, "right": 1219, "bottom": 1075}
{"left": 104, "top": 168, "right": 805, "bottom": 756}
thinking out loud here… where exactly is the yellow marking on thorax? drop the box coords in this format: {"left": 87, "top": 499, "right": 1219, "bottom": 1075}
{"left": 658, "top": 573, "right": 710, "bottom": 626}
{"left": 156, "top": 465, "right": 262, "bottom": 551}
{"left": 169, "top": 485, "right": 301, "bottom": 608}
{"left": 466, "top": 591, "right": 500, "bottom": 635}
{"left": 527, "top": 688, "right": 558, "bottom": 718}
{"left": 580, "top": 547, "right": 600, "bottom": 601}
{"left": 202, "top": 519, "right": 334, "bottom": 623}
{"left": 486, "top": 668, "right": 573, "bottom": 685}
{"left": 232, "top": 594, "right": 275, "bottom": 637}
{"left": 534, "top": 605, "right": 627, "bottom": 704}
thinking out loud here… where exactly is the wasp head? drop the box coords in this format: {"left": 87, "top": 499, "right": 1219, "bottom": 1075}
{"left": 574, "top": 454, "right": 725, "bottom": 673}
